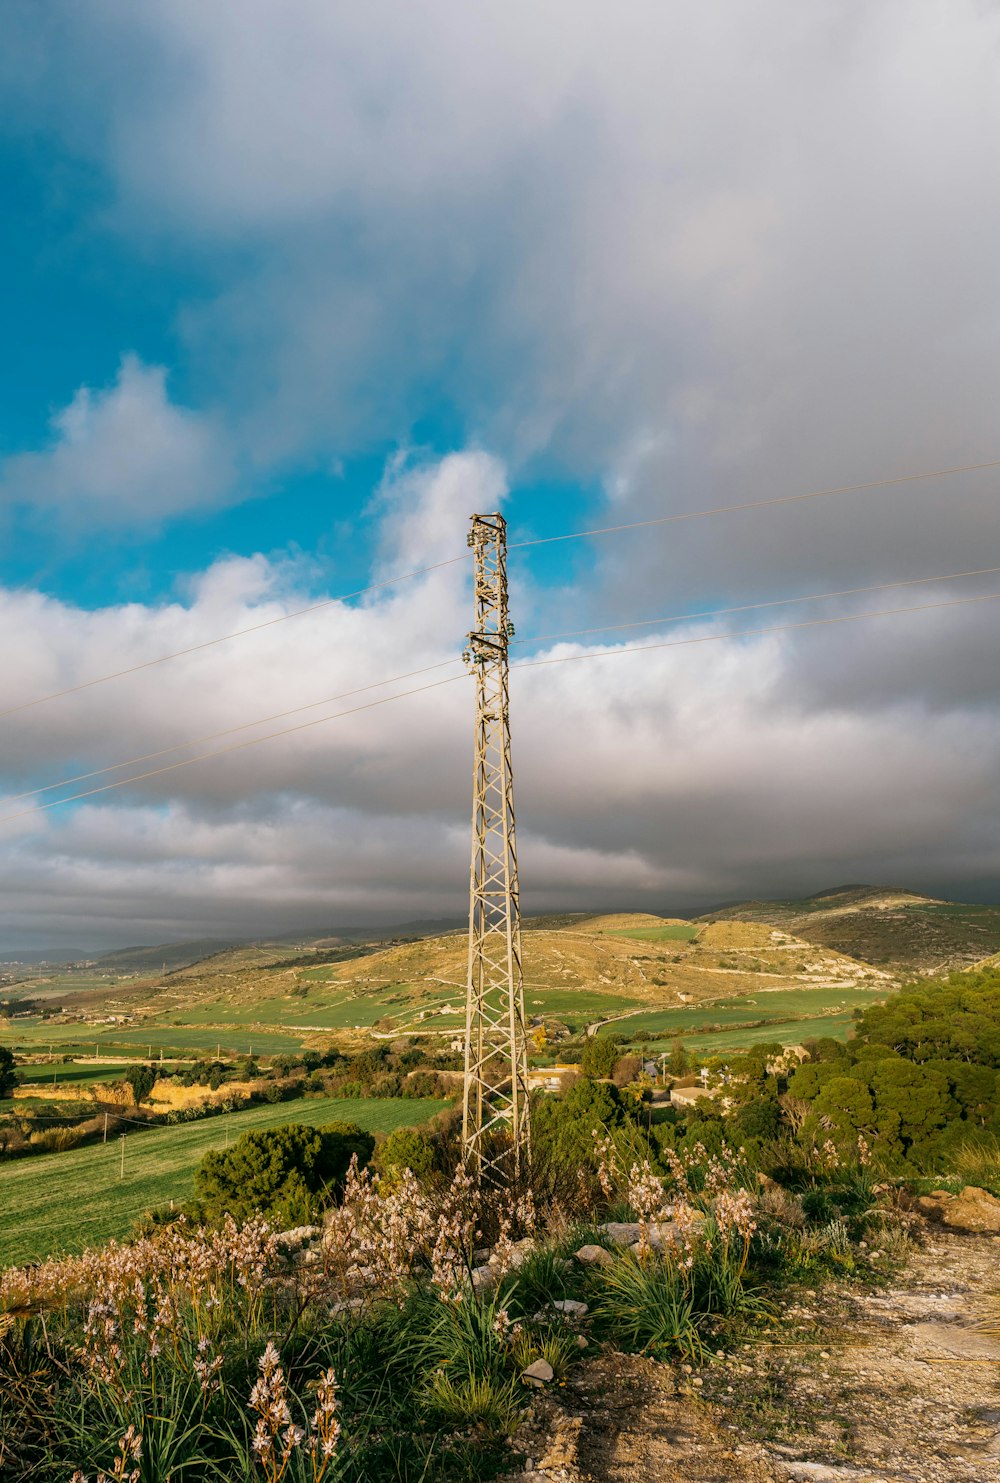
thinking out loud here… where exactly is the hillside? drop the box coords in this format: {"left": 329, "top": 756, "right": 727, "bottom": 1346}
{"left": 3, "top": 911, "right": 898, "bottom": 1062}
{"left": 93, "top": 939, "right": 247, "bottom": 974}
{"left": 700, "top": 885, "right": 1000, "bottom": 972}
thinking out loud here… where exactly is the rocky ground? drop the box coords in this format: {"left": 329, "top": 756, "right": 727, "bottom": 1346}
{"left": 513, "top": 1224, "right": 1000, "bottom": 1483}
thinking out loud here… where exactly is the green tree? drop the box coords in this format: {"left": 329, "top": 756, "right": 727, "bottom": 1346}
{"left": 122, "top": 1064, "right": 156, "bottom": 1103}
{"left": 0, "top": 1045, "right": 18, "bottom": 1099}
{"left": 195, "top": 1121, "right": 375, "bottom": 1226}
{"left": 374, "top": 1125, "right": 437, "bottom": 1182}
{"left": 580, "top": 1034, "right": 622, "bottom": 1079}
{"left": 668, "top": 1038, "right": 689, "bottom": 1075}
{"left": 732, "top": 1094, "right": 782, "bottom": 1143}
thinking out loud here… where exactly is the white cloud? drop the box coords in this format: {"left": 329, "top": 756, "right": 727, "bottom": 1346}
{"left": 0, "top": 355, "right": 234, "bottom": 527}
{"left": 2, "top": 448, "right": 1000, "bottom": 948}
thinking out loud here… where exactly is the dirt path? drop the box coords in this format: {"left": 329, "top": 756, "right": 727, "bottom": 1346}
{"left": 515, "top": 1229, "right": 1000, "bottom": 1483}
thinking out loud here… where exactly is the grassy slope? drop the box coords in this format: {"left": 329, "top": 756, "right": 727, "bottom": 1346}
{"left": 701, "top": 886, "right": 1000, "bottom": 972}
{"left": 0, "top": 1096, "right": 448, "bottom": 1267}
{"left": 4, "top": 909, "right": 901, "bottom": 1058}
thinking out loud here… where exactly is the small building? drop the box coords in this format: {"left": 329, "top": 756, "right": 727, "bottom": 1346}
{"left": 669, "top": 1084, "right": 724, "bottom": 1109}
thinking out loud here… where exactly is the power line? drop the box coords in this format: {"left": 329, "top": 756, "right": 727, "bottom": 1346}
{"left": 513, "top": 562, "right": 1000, "bottom": 647}
{"left": 2, "top": 585, "right": 998, "bottom": 830}
{"left": 508, "top": 456, "right": 1000, "bottom": 551}
{"left": 510, "top": 588, "right": 1000, "bottom": 675}
{"left": 0, "top": 671, "right": 470, "bottom": 826}
{"left": 0, "top": 554, "right": 468, "bottom": 722}
{"left": 3, "top": 454, "right": 997, "bottom": 721}
{"left": 8, "top": 562, "right": 995, "bottom": 811}
{"left": 2, "top": 657, "right": 463, "bottom": 805}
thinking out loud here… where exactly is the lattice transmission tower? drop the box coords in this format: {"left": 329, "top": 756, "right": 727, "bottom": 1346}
{"left": 461, "top": 512, "right": 531, "bottom": 1179}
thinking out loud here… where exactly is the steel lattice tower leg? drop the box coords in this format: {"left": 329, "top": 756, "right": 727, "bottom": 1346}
{"left": 461, "top": 512, "right": 531, "bottom": 1179}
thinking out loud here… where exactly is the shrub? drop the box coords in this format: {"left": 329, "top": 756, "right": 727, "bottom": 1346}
{"left": 195, "top": 1121, "right": 375, "bottom": 1226}
{"left": 0, "top": 1044, "right": 17, "bottom": 1099}
{"left": 580, "top": 1034, "right": 623, "bottom": 1080}
{"left": 374, "top": 1125, "right": 437, "bottom": 1182}
{"left": 589, "top": 1253, "right": 703, "bottom": 1362}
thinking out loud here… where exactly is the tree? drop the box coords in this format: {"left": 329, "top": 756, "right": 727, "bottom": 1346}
{"left": 732, "top": 1094, "right": 782, "bottom": 1143}
{"left": 580, "top": 1034, "right": 622, "bottom": 1080}
{"left": 374, "top": 1126, "right": 437, "bottom": 1182}
{"left": 122, "top": 1064, "right": 156, "bottom": 1104}
{"left": 668, "top": 1038, "right": 689, "bottom": 1076}
{"left": 195, "top": 1121, "right": 375, "bottom": 1226}
{"left": 0, "top": 1045, "right": 18, "bottom": 1099}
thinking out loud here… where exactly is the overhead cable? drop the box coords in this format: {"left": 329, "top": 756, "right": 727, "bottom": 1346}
{"left": 2, "top": 657, "right": 464, "bottom": 805}
{"left": 0, "top": 554, "right": 468, "bottom": 722}
{"left": 513, "top": 562, "right": 1000, "bottom": 647}
{"left": 2, "top": 454, "right": 997, "bottom": 720}
{"left": 9, "top": 562, "right": 997, "bottom": 810}
{"left": 508, "top": 456, "right": 1000, "bottom": 550}
{"left": 2, "top": 585, "right": 998, "bottom": 829}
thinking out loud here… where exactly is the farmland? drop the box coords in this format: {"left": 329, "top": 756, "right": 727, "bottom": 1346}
{"left": 601, "top": 983, "right": 889, "bottom": 1048}
{"left": 0, "top": 1094, "right": 448, "bottom": 1267}
{"left": 1, "top": 908, "right": 903, "bottom": 1063}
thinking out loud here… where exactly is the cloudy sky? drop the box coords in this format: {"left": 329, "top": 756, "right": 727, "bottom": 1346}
{"left": 2, "top": 1, "right": 1000, "bottom": 951}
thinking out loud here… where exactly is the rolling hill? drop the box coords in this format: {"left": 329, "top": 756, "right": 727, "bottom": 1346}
{"left": 3, "top": 910, "right": 899, "bottom": 1061}
{"left": 700, "top": 885, "right": 1000, "bottom": 972}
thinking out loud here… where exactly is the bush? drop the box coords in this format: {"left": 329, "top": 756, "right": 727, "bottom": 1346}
{"left": 194, "top": 1121, "right": 375, "bottom": 1226}
{"left": 374, "top": 1125, "right": 437, "bottom": 1182}
{"left": 580, "top": 1034, "right": 622, "bottom": 1080}
{"left": 0, "top": 1044, "right": 17, "bottom": 1099}
{"left": 589, "top": 1253, "right": 702, "bottom": 1362}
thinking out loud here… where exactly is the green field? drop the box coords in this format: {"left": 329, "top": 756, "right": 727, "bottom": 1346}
{"left": 15, "top": 1062, "right": 126, "bottom": 1086}
{"left": 683, "top": 1012, "right": 858, "bottom": 1053}
{"left": 6, "top": 1021, "right": 306, "bottom": 1056}
{"left": 0, "top": 1096, "right": 449, "bottom": 1268}
{"left": 605, "top": 924, "right": 699, "bottom": 942}
{"left": 525, "top": 989, "right": 643, "bottom": 1029}
{"left": 600, "top": 985, "right": 889, "bottom": 1050}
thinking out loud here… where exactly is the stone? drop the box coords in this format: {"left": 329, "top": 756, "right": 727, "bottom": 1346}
{"left": 941, "top": 1186, "right": 1000, "bottom": 1234}
{"left": 510, "top": 1233, "right": 534, "bottom": 1269}
{"left": 522, "top": 1358, "right": 554, "bottom": 1386}
{"left": 329, "top": 1297, "right": 366, "bottom": 1315}
{"left": 781, "top": 1465, "right": 864, "bottom": 1481}
{"left": 552, "top": 1298, "right": 589, "bottom": 1317}
{"left": 471, "top": 1263, "right": 497, "bottom": 1293}
{"left": 598, "top": 1221, "right": 642, "bottom": 1245}
{"left": 277, "top": 1224, "right": 323, "bottom": 1251}
{"left": 574, "top": 1243, "right": 614, "bottom": 1267}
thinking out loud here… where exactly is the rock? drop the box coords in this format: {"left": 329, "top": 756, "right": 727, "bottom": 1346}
{"left": 598, "top": 1221, "right": 642, "bottom": 1245}
{"left": 780, "top": 1465, "right": 865, "bottom": 1481}
{"left": 277, "top": 1224, "right": 323, "bottom": 1251}
{"left": 329, "top": 1297, "right": 366, "bottom": 1315}
{"left": 522, "top": 1358, "right": 554, "bottom": 1386}
{"left": 574, "top": 1243, "right": 614, "bottom": 1267}
{"left": 552, "top": 1298, "right": 588, "bottom": 1317}
{"left": 941, "top": 1186, "right": 1000, "bottom": 1234}
{"left": 471, "top": 1263, "right": 497, "bottom": 1293}
{"left": 507, "top": 1237, "right": 535, "bottom": 1268}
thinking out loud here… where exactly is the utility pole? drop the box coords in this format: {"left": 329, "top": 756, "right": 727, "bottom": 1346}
{"left": 461, "top": 512, "right": 530, "bottom": 1181}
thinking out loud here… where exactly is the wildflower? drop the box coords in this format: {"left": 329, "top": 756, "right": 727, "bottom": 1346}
{"left": 307, "top": 1367, "right": 342, "bottom": 1478}
{"left": 248, "top": 1342, "right": 300, "bottom": 1482}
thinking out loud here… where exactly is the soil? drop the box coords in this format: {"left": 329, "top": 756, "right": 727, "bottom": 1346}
{"left": 512, "top": 1228, "right": 1000, "bottom": 1483}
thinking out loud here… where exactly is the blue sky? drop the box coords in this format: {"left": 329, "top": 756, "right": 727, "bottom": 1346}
{"left": 3, "top": 2, "right": 1000, "bottom": 949}
{"left": 0, "top": 127, "right": 598, "bottom": 609}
